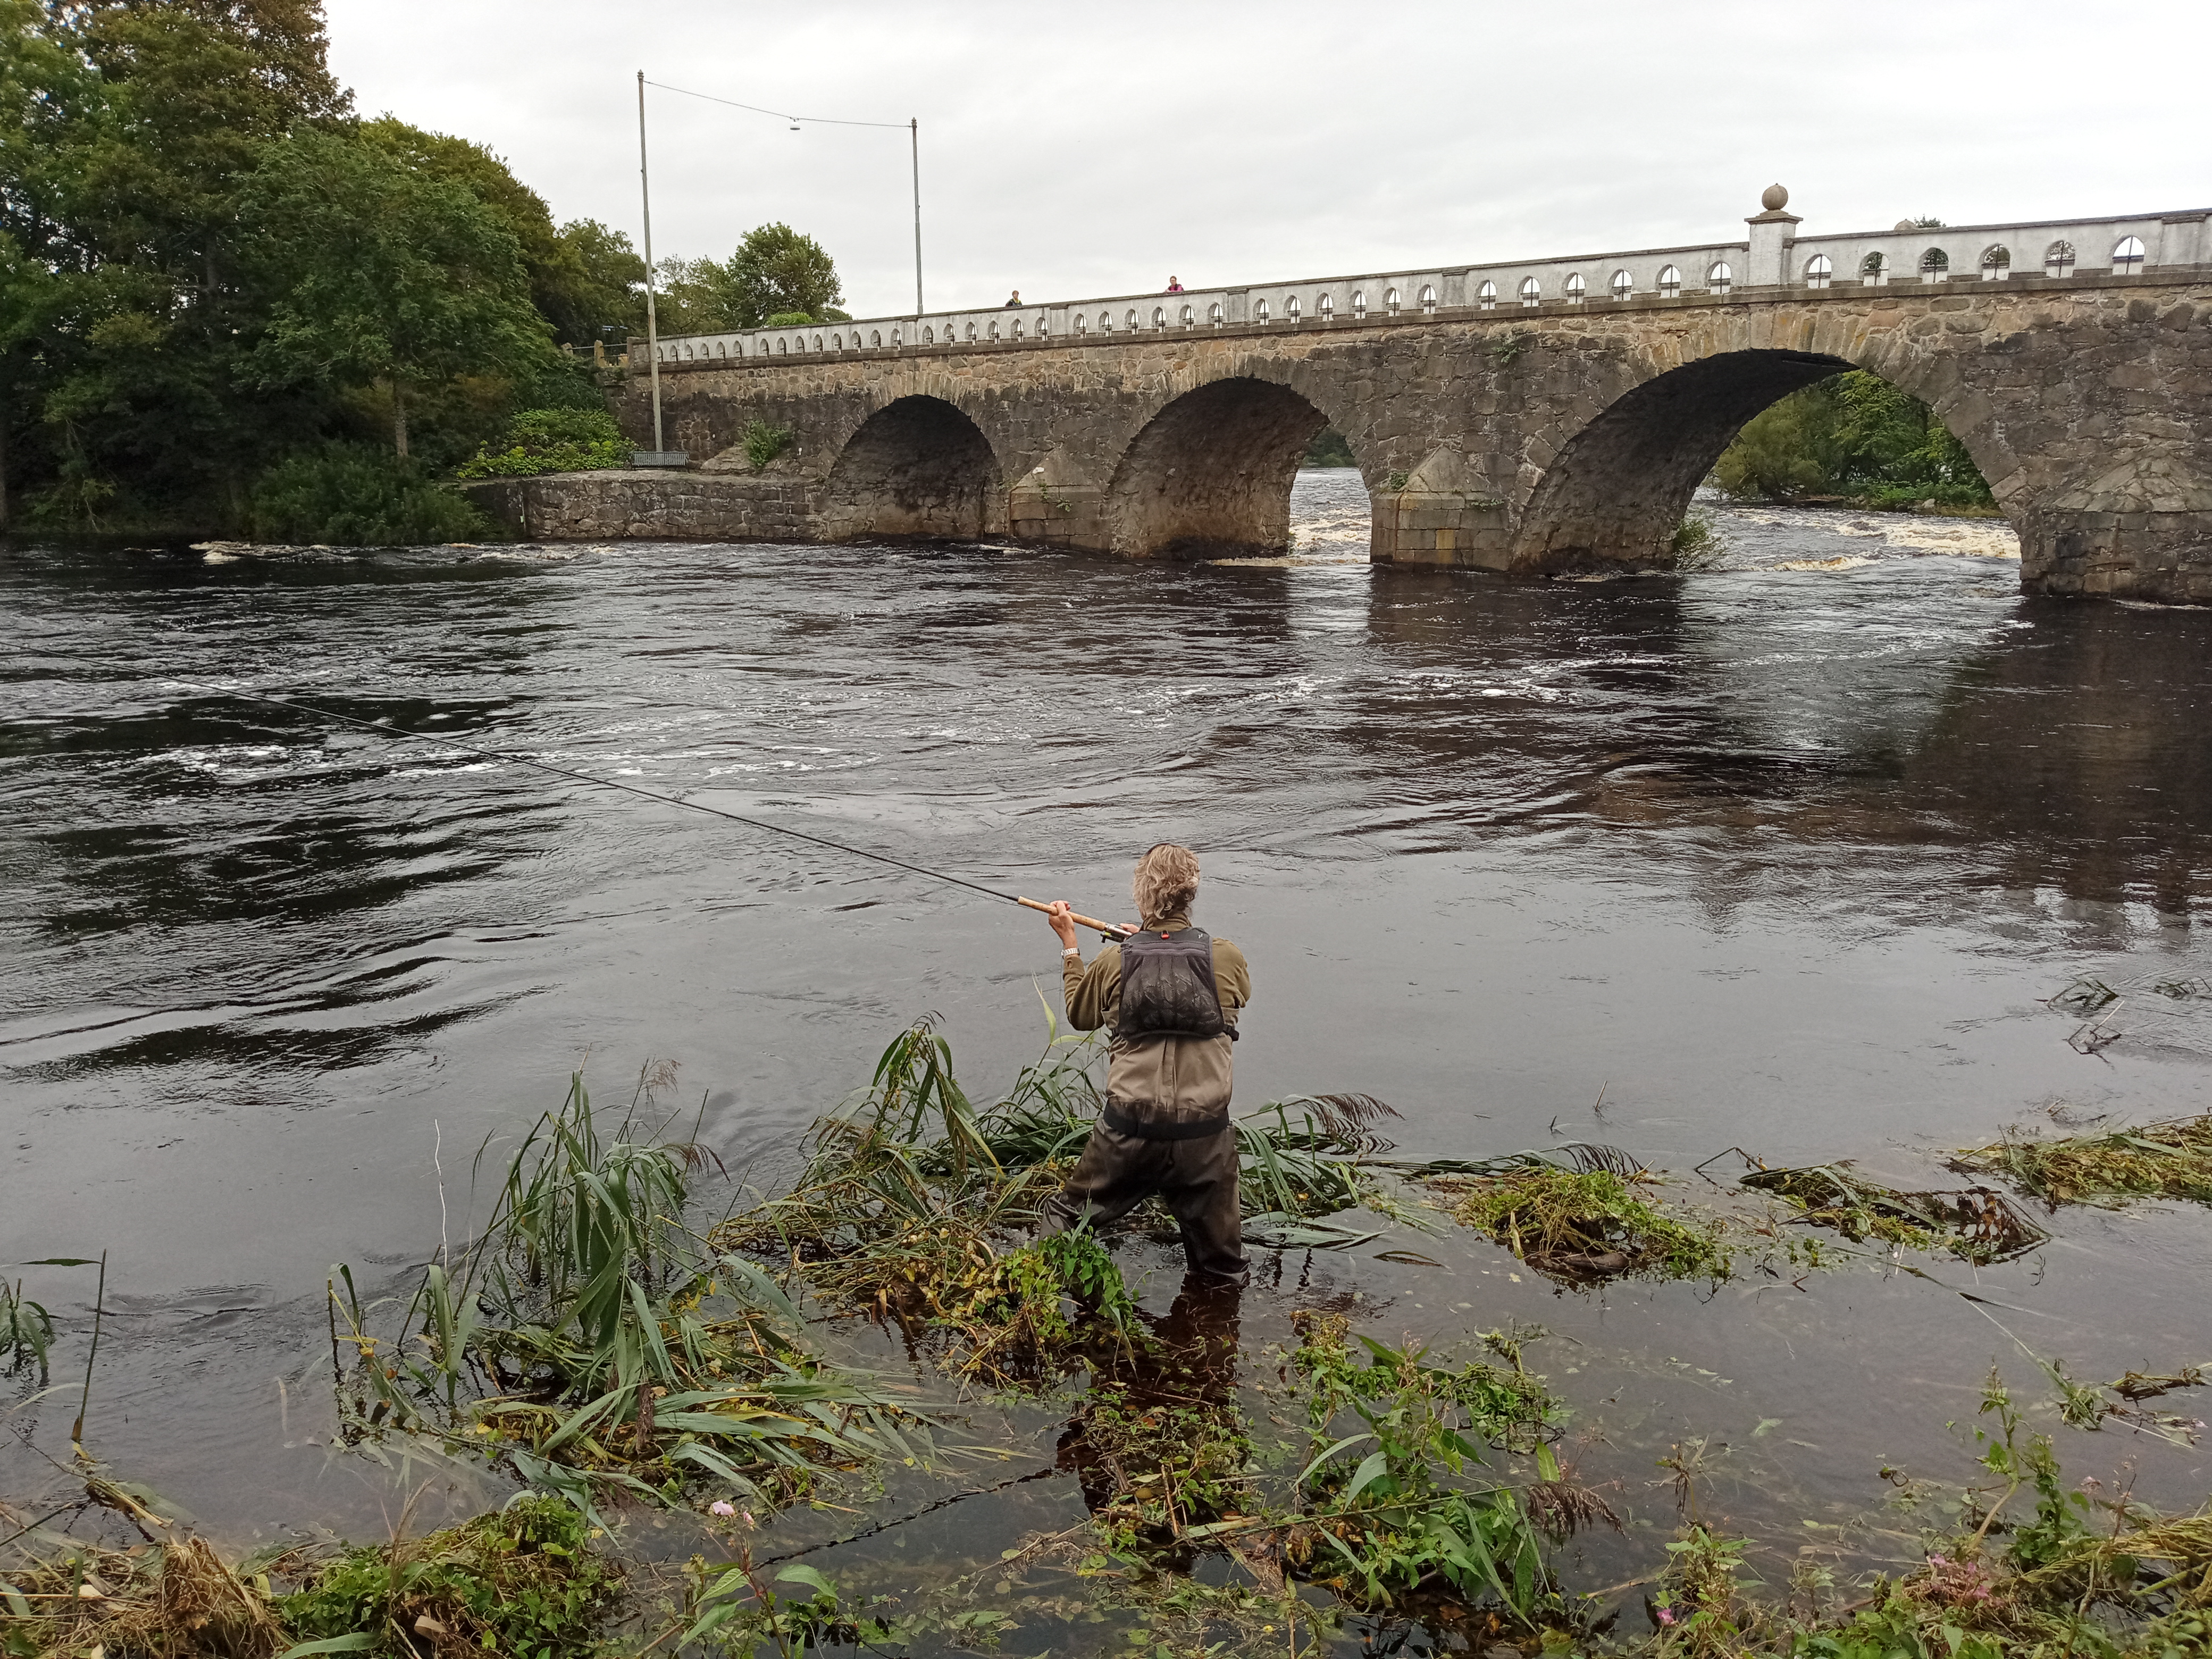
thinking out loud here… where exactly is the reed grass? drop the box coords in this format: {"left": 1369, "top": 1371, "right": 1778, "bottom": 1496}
{"left": 1952, "top": 1113, "right": 2212, "bottom": 1209}
{"left": 330, "top": 1063, "right": 934, "bottom": 1516}
{"left": 711, "top": 1018, "right": 1143, "bottom": 1381}
{"left": 0, "top": 1279, "right": 54, "bottom": 1383}
{"left": 710, "top": 1021, "right": 1435, "bottom": 1378}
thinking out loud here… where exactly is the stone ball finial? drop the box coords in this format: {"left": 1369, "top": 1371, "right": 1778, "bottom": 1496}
{"left": 1761, "top": 183, "right": 1789, "bottom": 213}
{"left": 1895, "top": 219, "right": 1917, "bottom": 232}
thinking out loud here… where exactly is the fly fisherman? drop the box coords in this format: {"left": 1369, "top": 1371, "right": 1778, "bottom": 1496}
{"left": 1042, "top": 843, "right": 1252, "bottom": 1285}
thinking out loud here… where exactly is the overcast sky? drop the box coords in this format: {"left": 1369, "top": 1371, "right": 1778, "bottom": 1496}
{"left": 325, "top": 0, "right": 2210, "bottom": 323}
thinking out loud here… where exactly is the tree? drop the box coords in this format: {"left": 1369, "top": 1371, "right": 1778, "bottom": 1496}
{"left": 546, "top": 219, "right": 645, "bottom": 343}
{"left": 1715, "top": 371, "right": 1993, "bottom": 509}
{"left": 718, "top": 223, "right": 842, "bottom": 329}
{"left": 650, "top": 255, "right": 730, "bottom": 336}
{"left": 0, "top": 0, "right": 355, "bottom": 524}
{"left": 362, "top": 119, "right": 642, "bottom": 346}
{"left": 1713, "top": 378, "right": 1844, "bottom": 501}
{"left": 237, "top": 128, "right": 548, "bottom": 456}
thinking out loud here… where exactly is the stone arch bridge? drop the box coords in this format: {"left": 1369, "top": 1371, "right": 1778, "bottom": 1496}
{"left": 471, "top": 191, "right": 2212, "bottom": 604}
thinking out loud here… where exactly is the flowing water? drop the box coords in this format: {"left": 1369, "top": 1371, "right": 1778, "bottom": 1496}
{"left": 5, "top": 471, "right": 2211, "bottom": 1619}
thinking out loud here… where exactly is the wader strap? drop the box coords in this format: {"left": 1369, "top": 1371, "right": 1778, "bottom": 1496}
{"left": 1102, "top": 1102, "right": 1233, "bottom": 1142}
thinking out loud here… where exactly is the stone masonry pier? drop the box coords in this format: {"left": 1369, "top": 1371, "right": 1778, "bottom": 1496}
{"left": 466, "top": 191, "right": 2212, "bottom": 603}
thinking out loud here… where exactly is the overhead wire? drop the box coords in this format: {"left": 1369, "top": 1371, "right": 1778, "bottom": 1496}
{"left": 642, "top": 78, "right": 908, "bottom": 130}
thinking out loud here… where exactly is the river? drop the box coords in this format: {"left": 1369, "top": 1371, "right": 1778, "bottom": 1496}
{"left": 4, "top": 471, "right": 2209, "bottom": 1617}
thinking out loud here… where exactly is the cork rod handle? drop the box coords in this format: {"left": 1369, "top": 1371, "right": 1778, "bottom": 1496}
{"left": 1016, "top": 895, "right": 1136, "bottom": 942}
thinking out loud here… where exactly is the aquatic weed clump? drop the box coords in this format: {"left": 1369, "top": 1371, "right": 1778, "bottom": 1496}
{"left": 280, "top": 1496, "right": 618, "bottom": 1658}
{"left": 1638, "top": 1372, "right": 2212, "bottom": 1659}
{"left": 1443, "top": 1166, "right": 1731, "bottom": 1281}
{"left": 1273, "top": 1313, "right": 1585, "bottom": 1624}
{"left": 1952, "top": 1112, "right": 2212, "bottom": 1209}
{"left": 1067, "top": 1386, "right": 1258, "bottom": 1544}
{"left": 1740, "top": 1163, "right": 2048, "bottom": 1264}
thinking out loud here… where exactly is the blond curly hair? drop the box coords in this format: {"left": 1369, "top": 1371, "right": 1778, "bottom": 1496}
{"left": 1132, "top": 843, "right": 1201, "bottom": 926}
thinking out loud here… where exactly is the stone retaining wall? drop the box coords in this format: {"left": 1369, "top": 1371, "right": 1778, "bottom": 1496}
{"left": 458, "top": 470, "right": 815, "bottom": 542}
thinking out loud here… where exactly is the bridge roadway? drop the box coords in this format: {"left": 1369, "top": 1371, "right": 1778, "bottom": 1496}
{"left": 472, "top": 189, "right": 2212, "bottom": 603}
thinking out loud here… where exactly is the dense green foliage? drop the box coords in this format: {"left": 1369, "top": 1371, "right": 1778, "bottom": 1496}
{"left": 740, "top": 417, "right": 793, "bottom": 470}
{"left": 651, "top": 222, "right": 846, "bottom": 332}
{"left": 251, "top": 445, "right": 491, "bottom": 543}
{"left": 1715, "top": 371, "right": 1996, "bottom": 509}
{"left": 236, "top": 127, "right": 548, "bottom": 457}
{"left": 0, "top": 0, "right": 661, "bottom": 537}
{"left": 1303, "top": 426, "right": 1356, "bottom": 466}
{"left": 458, "top": 407, "right": 630, "bottom": 478}
{"left": 280, "top": 1496, "right": 618, "bottom": 1657}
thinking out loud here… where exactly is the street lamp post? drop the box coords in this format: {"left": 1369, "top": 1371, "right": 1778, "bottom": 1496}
{"left": 635, "top": 70, "right": 666, "bottom": 458}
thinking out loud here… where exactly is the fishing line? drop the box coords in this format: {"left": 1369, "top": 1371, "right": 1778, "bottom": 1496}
{"left": 163, "top": 680, "right": 1134, "bottom": 940}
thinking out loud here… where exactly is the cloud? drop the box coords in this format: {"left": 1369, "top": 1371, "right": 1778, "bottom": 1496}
{"left": 327, "top": 0, "right": 2211, "bottom": 322}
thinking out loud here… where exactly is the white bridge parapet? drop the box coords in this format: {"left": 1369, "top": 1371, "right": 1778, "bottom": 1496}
{"left": 638, "top": 189, "right": 2211, "bottom": 367}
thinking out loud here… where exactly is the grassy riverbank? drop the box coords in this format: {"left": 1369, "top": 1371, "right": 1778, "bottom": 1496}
{"left": 7, "top": 1022, "right": 2210, "bottom": 1656}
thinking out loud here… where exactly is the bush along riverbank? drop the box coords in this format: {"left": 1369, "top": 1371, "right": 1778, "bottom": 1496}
{"left": 1712, "top": 371, "right": 2000, "bottom": 515}
{"left": 7, "top": 1019, "right": 2212, "bottom": 1656}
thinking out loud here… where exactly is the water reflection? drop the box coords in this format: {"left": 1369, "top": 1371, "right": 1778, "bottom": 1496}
{"left": 1055, "top": 1275, "right": 1243, "bottom": 1526}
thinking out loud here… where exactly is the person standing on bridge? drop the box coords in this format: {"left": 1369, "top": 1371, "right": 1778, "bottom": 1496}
{"left": 1004, "top": 289, "right": 1022, "bottom": 307}
{"left": 1041, "top": 844, "right": 1252, "bottom": 1285}
{"left": 1165, "top": 275, "right": 1184, "bottom": 293}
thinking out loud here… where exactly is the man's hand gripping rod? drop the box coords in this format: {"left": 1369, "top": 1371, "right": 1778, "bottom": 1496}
{"left": 1016, "top": 896, "right": 1136, "bottom": 943}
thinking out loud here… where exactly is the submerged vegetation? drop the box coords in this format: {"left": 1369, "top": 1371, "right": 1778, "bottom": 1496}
{"left": 1739, "top": 1162, "right": 2049, "bottom": 1264}
{"left": 280, "top": 1497, "right": 617, "bottom": 1658}
{"left": 1443, "top": 1164, "right": 1731, "bottom": 1282}
{"left": 1644, "top": 1376, "right": 2212, "bottom": 1659}
{"left": 0, "top": 1495, "right": 613, "bottom": 1659}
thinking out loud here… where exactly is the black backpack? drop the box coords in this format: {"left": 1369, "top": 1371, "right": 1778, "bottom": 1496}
{"left": 1114, "top": 927, "right": 1231, "bottom": 1042}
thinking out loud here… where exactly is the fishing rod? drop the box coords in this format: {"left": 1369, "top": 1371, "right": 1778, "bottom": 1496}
{"left": 163, "top": 681, "right": 1139, "bottom": 944}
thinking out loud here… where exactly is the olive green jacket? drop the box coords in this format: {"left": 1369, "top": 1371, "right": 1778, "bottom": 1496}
{"left": 1062, "top": 912, "right": 1252, "bottom": 1138}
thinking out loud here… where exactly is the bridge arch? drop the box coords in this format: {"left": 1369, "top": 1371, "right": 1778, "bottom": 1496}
{"left": 1101, "top": 373, "right": 1349, "bottom": 559}
{"left": 1507, "top": 342, "right": 2021, "bottom": 573}
{"left": 817, "top": 393, "right": 1001, "bottom": 542}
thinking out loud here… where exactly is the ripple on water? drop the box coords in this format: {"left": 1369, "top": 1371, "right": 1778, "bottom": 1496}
{"left": 3, "top": 477, "right": 2210, "bottom": 1555}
